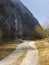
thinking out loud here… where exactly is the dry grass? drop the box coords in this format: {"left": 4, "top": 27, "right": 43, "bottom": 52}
{"left": 35, "top": 40, "right": 49, "bottom": 65}
{"left": 0, "top": 41, "right": 19, "bottom": 60}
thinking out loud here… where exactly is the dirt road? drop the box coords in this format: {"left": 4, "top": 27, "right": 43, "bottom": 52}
{"left": 0, "top": 41, "right": 39, "bottom": 65}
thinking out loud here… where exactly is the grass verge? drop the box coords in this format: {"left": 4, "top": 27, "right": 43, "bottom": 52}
{"left": 0, "top": 41, "right": 20, "bottom": 60}
{"left": 35, "top": 40, "right": 49, "bottom": 65}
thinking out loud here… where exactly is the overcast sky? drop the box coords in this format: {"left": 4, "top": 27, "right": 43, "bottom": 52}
{"left": 21, "top": 0, "right": 49, "bottom": 26}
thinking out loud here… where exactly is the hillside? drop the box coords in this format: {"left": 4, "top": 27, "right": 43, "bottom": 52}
{"left": 43, "top": 22, "right": 49, "bottom": 36}
{"left": 0, "top": 0, "right": 47, "bottom": 43}
{"left": 45, "top": 28, "right": 49, "bottom": 36}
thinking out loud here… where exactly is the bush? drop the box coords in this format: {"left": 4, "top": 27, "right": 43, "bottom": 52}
{"left": 34, "top": 25, "right": 48, "bottom": 39}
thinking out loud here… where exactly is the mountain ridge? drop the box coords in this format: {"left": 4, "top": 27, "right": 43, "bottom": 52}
{"left": 0, "top": 0, "right": 47, "bottom": 43}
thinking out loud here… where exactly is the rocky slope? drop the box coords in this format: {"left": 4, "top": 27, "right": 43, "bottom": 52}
{"left": 0, "top": 0, "right": 46, "bottom": 43}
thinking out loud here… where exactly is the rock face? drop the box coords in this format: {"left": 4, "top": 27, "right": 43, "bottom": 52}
{"left": 0, "top": 0, "right": 46, "bottom": 42}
